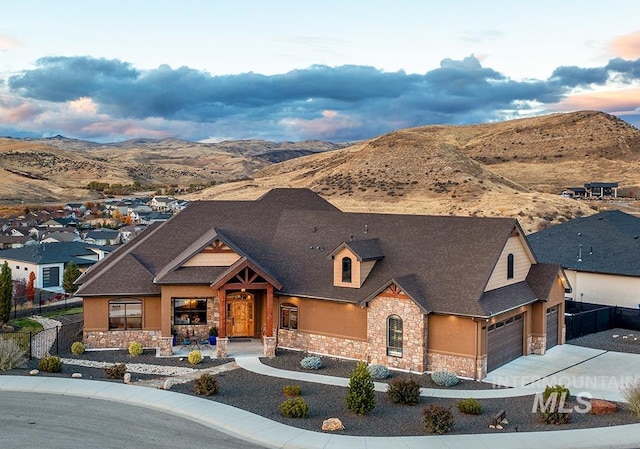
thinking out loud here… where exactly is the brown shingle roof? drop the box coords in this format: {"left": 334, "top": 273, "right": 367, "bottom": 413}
{"left": 76, "top": 188, "right": 553, "bottom": 317}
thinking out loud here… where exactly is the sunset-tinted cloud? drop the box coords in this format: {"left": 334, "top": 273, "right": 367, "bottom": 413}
{"left": 3, "top": 54, "right": 640, "bottom": 142}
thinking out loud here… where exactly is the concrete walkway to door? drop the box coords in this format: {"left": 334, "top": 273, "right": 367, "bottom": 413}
{"left": 484, "top": 344, "right": 640, "bottom": 402}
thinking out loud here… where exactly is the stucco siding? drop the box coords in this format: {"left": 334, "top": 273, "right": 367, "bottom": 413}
{"left": 564, "top": 270, "right": 640, "bottom": 309}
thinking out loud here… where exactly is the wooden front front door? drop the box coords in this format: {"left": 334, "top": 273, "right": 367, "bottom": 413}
{"left": 226, "top": 292, "right": 254, "bottom": 337}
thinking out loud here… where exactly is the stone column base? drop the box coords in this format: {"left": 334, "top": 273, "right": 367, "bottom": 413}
{"left": 263, "top": 336, "right": 276, "bottom": 357}
{"left": 216, "top": 337, "right": 229, "bottom": 358}
{"left": 158, "top": 336, "right": 173, "bottom": 356}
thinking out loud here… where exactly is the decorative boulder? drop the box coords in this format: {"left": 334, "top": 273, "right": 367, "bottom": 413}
{"left": 123, "top": 373, "right": 132, "bottom": 384}
{"left": 322, "top": 418, "right": 345, "bottom": 431}
{"left": 590, "top": 399, "right": 617, "bottom": 415}
{"left": 29, "top": 369, "right": 39, "bottom": 376}
{"left": 72, "top": 373, "right": 82, "bottom": 378}
{"left": 163, "top": 379, "right": 174, "bottom": 390}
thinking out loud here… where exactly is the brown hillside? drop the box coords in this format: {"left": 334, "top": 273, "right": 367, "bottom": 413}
{"left": 188, "top": 111, "right": 640, "bottom": 232}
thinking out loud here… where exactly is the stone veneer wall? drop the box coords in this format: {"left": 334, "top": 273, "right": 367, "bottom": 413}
{"left": 84, "top": 329, "right": 163, "bottom": 350}
{"left": 367, "top": 292, "right": 427, "bottom": 372}
{"left": 426, "top": 352, "right": 476, "bottom": 379}
{"left": 277, "top": 329, "right": 368, "bottom": 361}
{"left": 529, "top": 335, "right": 546, "bottom": 355}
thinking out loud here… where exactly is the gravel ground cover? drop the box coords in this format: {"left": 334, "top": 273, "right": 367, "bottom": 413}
{"left": 569, "top": 328, "right": 640, "bottom": 354}
{"left": 2, "top": 346, "right": 639, "bottom": 436}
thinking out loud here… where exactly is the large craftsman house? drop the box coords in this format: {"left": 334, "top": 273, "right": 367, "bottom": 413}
{"left": 76, "top": 189, "right": 569, "bottom": 379}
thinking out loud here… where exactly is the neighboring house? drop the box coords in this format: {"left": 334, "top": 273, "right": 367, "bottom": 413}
{"left": 117, "top": 225, "right": 147, "bottom": 243}
{"left": 128, "top": 205, "right": 153, "bottom": 222}
{"left": 76, "top": 189, "right": 569, "bottom": 379}
{"left": 41, "top": 231, "right": 82, "bottom": 244}
{"left": 0, "top": 235, "right": 31, "bottom": 250}
{"left": 585, "top": 182, "right": 619, "bottom": 198}
{"left": 0, "top": 242, "right": 112, "bottom": 293}
{"left": 149, "top": 196, "right": 176, "bottom": 212}
{"left": 528, "top": 210, "right": 640, "bottom": 309}
{"left": 136, "top": 211, "right": 172, "bottom": 224}
{"left": 42, "top": 217, "right": 78, "bottom": 228}
{"left": 84, "top": 229, "right": 120, "bottom": 246}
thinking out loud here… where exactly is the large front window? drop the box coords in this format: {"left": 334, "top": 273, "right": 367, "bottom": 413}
{"left": 173, "top": 298, "right": 207, "bottom": 325}
{"left": 387, "top": 315, "right": 403, "bottom": 357}
{"left": 109, "top": 299, "right": 142, "bottom": 330}
{"left": 280, "top": 304, "right": 298, "bottom": 330}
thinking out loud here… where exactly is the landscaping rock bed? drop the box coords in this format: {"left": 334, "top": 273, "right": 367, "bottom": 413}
{"left": 569, "top": 328, "right": 640, "bottom": 354}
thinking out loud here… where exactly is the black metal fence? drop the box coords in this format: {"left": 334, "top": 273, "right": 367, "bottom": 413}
{"left": 565, "top": 300, "right": 640, "bottom": 340}
{"left": 0, "top": 321, "right": 83, "bottom": 359}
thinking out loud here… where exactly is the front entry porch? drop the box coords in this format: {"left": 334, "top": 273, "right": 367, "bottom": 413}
{"left": 171, "top": 338, "right": 265, "bottom": 358}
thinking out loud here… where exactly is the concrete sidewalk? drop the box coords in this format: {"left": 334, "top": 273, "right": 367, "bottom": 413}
{"left": 1, "top": 375, "right": 640, "bottom": 449}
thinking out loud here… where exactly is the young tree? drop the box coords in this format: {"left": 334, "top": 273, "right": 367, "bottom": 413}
{"left": 26, "top": 271, "right": 36, "bottom": 303}
{"left": 345, "top": 362, "right": 376, "bottom": 415}
{"left": 62, "top": 262, "right": 81, "bottom": 294}
{"left": 0, "top": 261, "right": 13, "bottom": 323}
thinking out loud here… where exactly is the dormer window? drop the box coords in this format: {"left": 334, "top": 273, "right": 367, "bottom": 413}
{"left": 507, "top": 253, "right": 514, "bottom": 279}
{"left": 342, "top": 257, "right": 352, "bottom": 283}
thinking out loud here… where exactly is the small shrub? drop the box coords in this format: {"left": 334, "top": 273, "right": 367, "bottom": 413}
{"left": 188, "top": 350, "right": 203, "bottom": 365}
{"left": 280, "top": 397, "right": 309, "bottom": 418}
{"left": 0, "top": 338, "right": 26, "bottom": 371}
{"left": 38, "top": 355, "right": 63, "bottom": 373}
{"left": 621, "top": 378, "right": 640, "bottom": 417}
{"left": 128, "top": 341, "right": 143, "bottom": 356}
{"left": 104, "top": 363, "right": 127, "bottom": 379}
{"left": 457, "top": 398, "right": 482, "bottom": 415}
{"left": 70, "top": 341, "right": 85, "bottom": 355}
{"left": 387, "top": 377, "right": 421, "bottom": 405}
{"left": 345, "top": 362, "right": 376, "bottom": 415}
{"left": 283, "top": 385, "right": 302, "bottom": 397}
{"left": 537, "top": 384, "right": 572, "bottom": 425}
{"left": 300, "top": 356, "right": 322, "bottom": 370}
{"left": 422, "top": 404, "right": 454, "bottom": 434}
{"left": 194, "top": 374, "right": 219, "bottom": 396}
{"left": 368, "top": 364, "right": 389, "bottom": 380}
{"left": 431, "top": 370, "right": 459, "bottom": 387}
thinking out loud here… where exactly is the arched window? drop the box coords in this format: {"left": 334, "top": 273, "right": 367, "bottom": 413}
{"left": 341, "top": 257, "right": 352, "bottom": 283}
{"left": 387, "top": 315, "right": 403, "bottom": 357}
{"left": 109, "top": 299, "right": 142, "bottom": 330}
{"left": 280, "top": 303, "right": 298, "bottom": 330}
{"left": 507, "top": 253, "right": 514, "bottom": 279}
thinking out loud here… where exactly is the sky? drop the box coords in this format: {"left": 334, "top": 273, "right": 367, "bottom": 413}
{"left": 1, "top": 0, "right": 640, "bottom": 143}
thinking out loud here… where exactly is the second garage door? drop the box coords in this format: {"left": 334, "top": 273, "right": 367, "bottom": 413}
{"left": 487, "top": 314, "right": 524, "bottom": 372}
{"left": 546, "top": 306, "right": 559, "bottom": 349}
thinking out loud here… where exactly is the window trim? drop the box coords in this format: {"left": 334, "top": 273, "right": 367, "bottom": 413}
{"left": 507, "top": 253, "right": 514, "bottom": 279}
{"left": 387, "top": 314, "right": 403, "bottom": 357}
{"left": 172, "top": 298, "right": 208, "bottom": 325}
{"left": 108, "top": 299, "right": 142, "bottom": 330}
{"left": 280, "top": 303, "right": 298, "bottom": 330}
{"left": 341, "top": 257, "right": 352, "bottom": 283}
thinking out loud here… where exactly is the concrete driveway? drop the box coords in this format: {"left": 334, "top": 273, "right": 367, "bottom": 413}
{"left": 484, "top": 344, "right": 640, "bottom": 402}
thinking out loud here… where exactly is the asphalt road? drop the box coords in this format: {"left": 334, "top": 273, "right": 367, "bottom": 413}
{"left": 0, "top": 392, "right": 268, "bottom": 449}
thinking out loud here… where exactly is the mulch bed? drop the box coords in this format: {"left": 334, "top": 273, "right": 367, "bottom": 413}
{"left": 2, "top": 345, "right": 639, "bottom": 436}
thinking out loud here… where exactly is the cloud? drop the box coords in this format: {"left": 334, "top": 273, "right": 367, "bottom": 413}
{"left": 4, "top": 54, "right": 640, "bottom": 141}
{"left": 611, "top": 31, "right": 640, "bottom": 59}
{"left": 0, "top": 34, "right": 20, "bottom": 51}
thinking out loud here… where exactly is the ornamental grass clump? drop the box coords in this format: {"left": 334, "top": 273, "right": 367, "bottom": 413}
{"left": 0, "top": 338, "right": 26, "bottom": 371}
{"left": 188, "top": 350, "right": 203, "bottom": 365}
{"left": 104, "top": 363, "right": 127, "bottom": 379}
{"left": 537, "top": 384, "right": 572, "bottom": 425}
{"left": 283, "top": 385, "right": 302, "bottom": 397}
{"left": 368, "top": 364, "right": 390, "bottom": 380}
{"left": 422, "top": 404, "right": 454, "bottom": 434}
{"left": 621, "top": 378, "right": 640, "bottom": 417}
{"left": 431, "top": 370, "right": 460, "bottom": 387}
{"left": 300, "top": 355, "right": 322, "bottom": 370}
{"left": 345, "top": 361, "right": 376, "bottom": 415}
{"left": 70, "top": 341, "right": 85, "bottom": 355}
{"left": 280, "top": 397, "right": 309, "bottom": 418}
{"left": 387, "top": 377, "right": 421, "bottom": 405}
{"left": 457, "top": 398, "right": 482, "bottom": 415}
{"left": 38, "top": 355, "right": 63, "bottom": 373}
{"left": 128, "top": 341, "right": 143, "bottom": 356}
{"left": 194, "top": 374, "right": 219, "bottom": 396}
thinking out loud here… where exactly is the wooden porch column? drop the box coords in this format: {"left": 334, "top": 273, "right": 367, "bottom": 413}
{"left": 219, "top": 286, "right": 227, "bottom": 338}
{"left": 265, "top": 284, "right": 274, "bottom": 337}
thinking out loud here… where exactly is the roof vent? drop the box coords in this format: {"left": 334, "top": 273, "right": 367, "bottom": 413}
{"left": 364, "top": 224, "right": 368, "bottom": 234}
{"left": 312, "top": 226, "right": 317, "bottom": 233}
{"left": 349, "top": 233, "right": 354, "bottom": 242}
